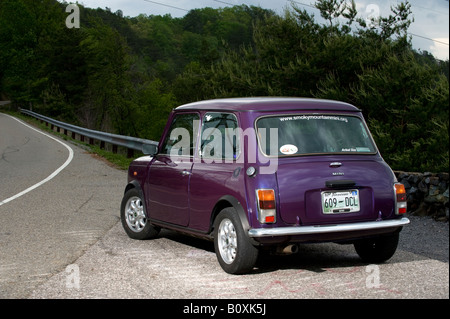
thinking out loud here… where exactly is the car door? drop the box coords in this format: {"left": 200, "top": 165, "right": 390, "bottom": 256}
{"left": 189, "top": 112, "right": 246, "bottom": 232}
{"left": 146, "top": 112, "right": 200, "bottom": 226}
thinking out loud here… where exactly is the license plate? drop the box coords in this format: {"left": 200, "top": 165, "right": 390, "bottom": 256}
{"left": 321, "top": 189, "right": 360, "bottom": 214}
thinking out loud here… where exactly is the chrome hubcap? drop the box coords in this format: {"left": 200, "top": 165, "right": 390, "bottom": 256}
{"left": 218, "top": 218, "right": 237, "bottom": 264}
{"left": 125, "top": 196, "right": 147, "bottom": 232}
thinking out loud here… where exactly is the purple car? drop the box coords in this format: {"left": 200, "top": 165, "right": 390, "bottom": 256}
{"left": 121, "top": 97, "right": 409, "bottom": 274}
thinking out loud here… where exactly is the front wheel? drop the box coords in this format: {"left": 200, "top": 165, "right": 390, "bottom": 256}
{"left": 120, "top": 188, "right": 160, "bottom": 240}
{"left": 354, "top": 232, "right": 399, "bottom": 263}
{"left": 213, "top": 208, "right": 258, "bottom": 274}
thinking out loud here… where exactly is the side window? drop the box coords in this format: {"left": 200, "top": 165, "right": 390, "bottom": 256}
{"left": 160, "top": 113, "right": 199, "bottom": 157}
{"left": 201, "top": 112, "right": 240, "bottom": 161}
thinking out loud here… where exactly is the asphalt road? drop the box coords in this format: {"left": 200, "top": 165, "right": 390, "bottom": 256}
{"left": 0, "top": 113, "right": 125, "bottom": 298}
{"left": 0, "top": 112, "right": 448, "bottom": 301}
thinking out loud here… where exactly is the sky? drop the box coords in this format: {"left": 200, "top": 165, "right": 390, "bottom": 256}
{"left": 71, "top": 0, "right": 449, "bottom": 60}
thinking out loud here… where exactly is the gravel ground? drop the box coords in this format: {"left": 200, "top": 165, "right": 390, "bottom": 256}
{"left": 399, "top": 214, "right": 448, "bottom": 263}
{"left": 27, "top": 212, "right": 448, "bottom": 299}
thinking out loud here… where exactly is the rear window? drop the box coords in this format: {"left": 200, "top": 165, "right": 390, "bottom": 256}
{"left": 256, "top": 114, "right": 376, "bottom": 157}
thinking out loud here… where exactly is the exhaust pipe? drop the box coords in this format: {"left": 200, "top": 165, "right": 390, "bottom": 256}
{"left": 276, "top": 244, "right": 299, "bottom": 255}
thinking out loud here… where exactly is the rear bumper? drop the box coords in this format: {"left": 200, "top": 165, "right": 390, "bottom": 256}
{"left": 248, "top": 217, "right": 410, "bottom": 238}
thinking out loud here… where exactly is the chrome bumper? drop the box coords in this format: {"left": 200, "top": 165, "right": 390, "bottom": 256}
{"left": 248, "top": 217, "right": 410, "bottom": 238}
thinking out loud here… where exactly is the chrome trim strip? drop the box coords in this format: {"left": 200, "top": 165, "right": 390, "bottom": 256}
{"left": 248, "top": 217, "right": 410, "bottom": 238}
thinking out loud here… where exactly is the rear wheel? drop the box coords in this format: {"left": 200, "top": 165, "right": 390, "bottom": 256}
{"left": 214, "top": 208, "right": 258, "bottom": 274}
{"left": 121, "top": 188, "right": 160, "bottom": 240}
{"left": 354, "top": 232, "right": 399, "bottom": 263}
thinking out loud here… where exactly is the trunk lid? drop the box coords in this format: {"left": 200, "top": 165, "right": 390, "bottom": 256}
{"left": 276, "top": 156, "right": 396, "bottom": 226}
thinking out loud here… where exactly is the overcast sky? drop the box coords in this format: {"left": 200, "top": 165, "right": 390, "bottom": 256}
{"left": 71, "top": 0, "right": 449, "bottom": 60}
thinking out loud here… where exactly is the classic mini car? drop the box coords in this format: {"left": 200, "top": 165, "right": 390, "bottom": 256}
{"left": 120, "top": 97, "right": 410, "bottom": 274}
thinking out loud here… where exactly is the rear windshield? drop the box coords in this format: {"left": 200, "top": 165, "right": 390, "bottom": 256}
{"left": 256, "top": 114, "right": 377, "bottom": 157}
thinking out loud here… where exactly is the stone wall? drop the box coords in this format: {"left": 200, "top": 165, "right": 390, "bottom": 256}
{"left": 395, "top": 171, "right": 449, "bottom": 222}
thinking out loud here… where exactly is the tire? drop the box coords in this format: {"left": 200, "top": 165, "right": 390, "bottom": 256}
{"left": 120, "top": 188, "right": 160, "bottom": 240}
{"left": 213, "top": 208, "right": 258, "bottom": 274}
{"left": 354, "top": 232, "right": 399, "bottom": 263}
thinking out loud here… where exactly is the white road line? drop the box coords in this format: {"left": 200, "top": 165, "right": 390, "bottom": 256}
{"left": 0, "top": 114, "right": 74, "bottom": 206}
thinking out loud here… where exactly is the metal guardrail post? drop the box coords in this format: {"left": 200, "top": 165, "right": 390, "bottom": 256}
{"left": 19, "top": 109, "right": 158, "bottom": 158}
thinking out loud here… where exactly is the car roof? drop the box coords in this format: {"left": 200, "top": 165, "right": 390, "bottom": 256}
{"left": 175, "top": 97, "right": 361, "bottom": 112}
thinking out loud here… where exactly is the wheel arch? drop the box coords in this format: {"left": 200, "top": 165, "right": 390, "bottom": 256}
{"left": 123, "top": 180, "right": 149, "bottom": 218}
{"left": 209, "top": 195, "right": 251, "bottom": 236}
{"left": 124, "top": 180, "right": 143, "bottom": 196}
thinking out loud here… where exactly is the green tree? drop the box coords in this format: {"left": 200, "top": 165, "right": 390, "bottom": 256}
{"left": 359, "top": 57, "right": 449, "bottom": 172}
{"left": 0, "top": 0, "right": 39, "bottom": 106}
{"left": 0, "top": 0, "right": 79, "bottom": 119}
{"left": 175, "top": 1, "right": 448, "bottom": 172}
{"left": 134, "top": 78, "right": 177, "bottom": 141}
{"left": 79, "top": 17, "right": 135, "bottom": 134}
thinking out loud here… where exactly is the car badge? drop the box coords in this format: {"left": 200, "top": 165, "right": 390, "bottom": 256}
{"left": 332, "top": 172, "right": 345, "bottom": 176}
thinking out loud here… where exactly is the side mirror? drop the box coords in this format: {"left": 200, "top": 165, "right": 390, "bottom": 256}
{"left": 142, "top": 143, "right": 158, "bottom": 156}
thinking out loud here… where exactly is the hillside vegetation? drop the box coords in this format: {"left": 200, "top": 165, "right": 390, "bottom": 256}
{"left": 0, "top": 0, "right": 448, "bottom": 172}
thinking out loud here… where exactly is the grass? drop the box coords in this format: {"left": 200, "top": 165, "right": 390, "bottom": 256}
{"left": 88, "top": 145, "right": 135, "bottom": 170}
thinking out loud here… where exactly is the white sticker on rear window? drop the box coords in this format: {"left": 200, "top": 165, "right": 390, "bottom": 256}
{"left": 280, "top": 144, "right": 298, "bottom": 155}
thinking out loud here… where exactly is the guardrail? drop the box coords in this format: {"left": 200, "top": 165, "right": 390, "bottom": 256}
{"left": 20, "top": 109, "right": 158, "bottom": 158}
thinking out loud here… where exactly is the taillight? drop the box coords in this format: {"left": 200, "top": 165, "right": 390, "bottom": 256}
{"left": 394, "top": 183, "right": 407, "bottom": 215}
{"left": 256, "top": 189, "right": 276, "bottom": 223}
